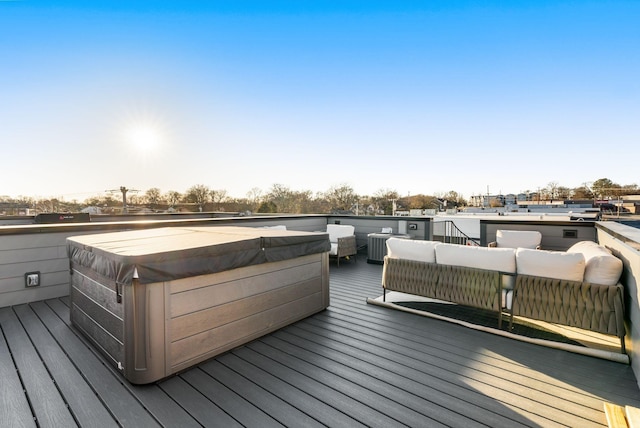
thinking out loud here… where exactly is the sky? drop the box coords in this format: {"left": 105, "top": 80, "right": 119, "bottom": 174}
{"left": 1, "top": 0, "right": 638, "bottom": 202}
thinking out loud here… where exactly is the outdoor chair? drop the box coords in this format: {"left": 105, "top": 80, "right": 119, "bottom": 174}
{"left": 488, "top": 229, "right": 542, "bottom": 249}
{"left": 327, "top": 224, "right": 357, "bottom": 266}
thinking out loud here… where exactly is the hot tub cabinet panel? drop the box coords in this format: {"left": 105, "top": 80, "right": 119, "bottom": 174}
{"left": 68, "top": 226, "right": 330, "bottom": 384}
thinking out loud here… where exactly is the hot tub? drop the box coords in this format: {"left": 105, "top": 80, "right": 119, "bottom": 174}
{"left": 67, "top": 226, "right": 330, "bottom": 384}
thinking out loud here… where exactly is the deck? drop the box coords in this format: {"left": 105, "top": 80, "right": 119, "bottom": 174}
{"left": 2, "top": 260, "right": 640, "bottom": 427}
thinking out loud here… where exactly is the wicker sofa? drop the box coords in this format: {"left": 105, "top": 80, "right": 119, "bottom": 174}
{"left": 381, "top": 238, "right": 626, "bottom": 351}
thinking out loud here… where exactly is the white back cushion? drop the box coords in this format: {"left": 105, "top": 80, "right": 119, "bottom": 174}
{"left": 386, "top": 238, "right": 437, "bottom": 263}
{"left": 516, "top": 248, "right": 585, "bottom": 282}
{"left": 567, "top": 240, "right": 611, "bottom": 254}
{"left": 496, "top": 230, "right": 542, "bottom": 249}
{"left": 567, "top": 241, "right": 622, "bottom": 285}
{"left": 326, "top": 224, "right": 355, "bottom": 242}
{"left": 435, "top": 243, "right": 516, "bottom": 273}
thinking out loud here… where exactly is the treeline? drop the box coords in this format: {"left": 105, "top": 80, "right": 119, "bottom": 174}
{"left": 517, "top": 178, "right": 639, "bottom": 202}
{"left": 0, "top": 184, "right": 457, "bottom": 216}
{"left": 1, "top": 178, "right": 637, "bottom": 216}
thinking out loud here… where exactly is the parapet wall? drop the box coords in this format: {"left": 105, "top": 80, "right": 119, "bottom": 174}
{"left": 596, "top": 222, "right": 640, "bottom": 386}
{"left": 0, "top": 215, "right": 328, "bottom": 308}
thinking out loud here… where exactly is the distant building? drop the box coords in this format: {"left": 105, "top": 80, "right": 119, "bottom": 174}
{"left": 469, "top": 194, "right": 504, "bottom": 207}
{"left": 504, "top": 194, "right": 517, "bottom": 205}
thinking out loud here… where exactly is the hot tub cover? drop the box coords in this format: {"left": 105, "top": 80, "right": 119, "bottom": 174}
{"left": 67, "top": 226, "right": 330, "bottom": 285}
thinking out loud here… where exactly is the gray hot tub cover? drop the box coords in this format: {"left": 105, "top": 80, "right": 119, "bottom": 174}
{"left": 67, "top": 226, "right": 330, "bottom": 285}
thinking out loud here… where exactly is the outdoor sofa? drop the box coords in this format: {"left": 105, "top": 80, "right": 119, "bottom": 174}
{"left": 381, "top": 238, "right": 626, "bottom": 352}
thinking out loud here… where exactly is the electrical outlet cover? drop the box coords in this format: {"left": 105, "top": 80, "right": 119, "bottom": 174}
{"left": 25, "top": 272, "right": 40, "bottom": 287}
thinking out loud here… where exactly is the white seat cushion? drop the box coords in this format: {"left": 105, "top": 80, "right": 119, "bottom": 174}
{"left": 516, "top": 248, "right": 585, "bottom": 282}
{"left": 386, "top": 238, "right": 438, "bottom": 263}
{"left": 567, "top": 241, "right": 622, "bottom": 285}
{"left": 503, "top": 289, "right": 514, "bottom": 310}
{"left": 329, "top": 243, "right": 339, "bottom": 256}
{"left": 496, "top": 230, "right": 542, "bottom": 249}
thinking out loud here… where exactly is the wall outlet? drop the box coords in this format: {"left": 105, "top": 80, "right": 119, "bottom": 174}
{"left": 25, "top": 272, "right": 40, "bottom": 287}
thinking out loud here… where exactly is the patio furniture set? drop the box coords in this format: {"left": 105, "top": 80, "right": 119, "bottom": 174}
{"left": 381, "top": 230, "right": 626, "bottom": 352}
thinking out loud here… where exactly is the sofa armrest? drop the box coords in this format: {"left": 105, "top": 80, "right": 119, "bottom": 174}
{"left": 512, "top": 274, "right": 625, "bottom": 340}
{"left": 337, "top": 235, "right": 357, "bottom": 256}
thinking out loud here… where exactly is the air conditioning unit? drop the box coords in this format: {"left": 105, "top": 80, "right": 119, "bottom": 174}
{"left": 367, "top": 233, "right": 391, "bottom": 264}
{"left": 367, "top": 233, "right": 413, "bottom": 264}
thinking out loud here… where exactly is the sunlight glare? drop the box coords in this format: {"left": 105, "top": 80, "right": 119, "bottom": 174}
{"left": 126, "top": 124, "right": 163, "bottom": 153}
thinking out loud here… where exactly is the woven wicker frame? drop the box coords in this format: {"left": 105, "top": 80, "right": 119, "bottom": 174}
{"left": 381, "top": 255, "right": 626, "bottom": 353}
{"left": 382, "top": 257, "right": 502, "bottom": 326}
{"left": 512, "top": 274, "right": 625, "bottom": 341}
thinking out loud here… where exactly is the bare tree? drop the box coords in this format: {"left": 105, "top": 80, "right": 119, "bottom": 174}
{"left": 545, "top": 181, "right": 560, "bottom": 201}
{"left": 266, "top": 184, "right": 295, "bottom": 213}
{"left": 622, "top": 183, "right": 639, "bottom": 195}
{"left": 145, "top": 188, "right": 162, "bottom": 209}
{"left": 246, "top": 187, "right": 263, "bottom": 211}
{"left": 292, "top": 190, "right": 315, "bottom": 213}
{"left": 166, "top": 190, "right": 182, "bottom": 208}
{"left": 184, "top": 184, "right": 211, "bottom": 211}
{"left": 556, "top": 186, "right": 571, "bottom": 200}
{"left": 573, "top": 184, "right": 594, "bottom": 200}
{"left": 323, "top": 184, "right": 358, "bottom": 212}
{"left": 373, "top": 188, "right": 399, "bottom": 215}
{"left": 210, "top": 189, "right": 228, "bottom": 210}
{"left": 404, "top": 194, "right": 439, "bottom": 210}
{"left": 442, "top": 190, "right": 466, "bottom": 207}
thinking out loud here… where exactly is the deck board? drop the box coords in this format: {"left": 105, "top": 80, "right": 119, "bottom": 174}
{"left": 241, "top": 338, "right": 431, "bottom": 428}
{"left": 28, "top": 300, "right": 161, "bottom": 427}
{"left": 279, "top": 320, "right": 563, "bottom": 427}
{"left": 199, "top": 358, "right": 326, "bottom": 427}
{"left": 1, "top": 260, "right": 640, "bottom": 427}
{"left": 0, "top": 306, "right": 77, "bottom": 428}
{"left": 216, "top": 350, "right": 370, "bottom": 427}
{"left": 12, "top": 304, "right": 114, "bottom": 427}
{"left": 309, "top": 309, "right": 614, "bottom": 419}
{"left": 159, "top": 375, "right": 244, "bottom": 428}
{"left": 0, "top": 313, "right": 35, "bottom": 428}
{"left": 180, "top": 368, "right": 283, "bottom": 427}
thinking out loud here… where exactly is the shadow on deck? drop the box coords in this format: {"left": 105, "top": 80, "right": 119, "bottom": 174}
{"left": 2, "top": 260, "right": 640, "bottom": 427}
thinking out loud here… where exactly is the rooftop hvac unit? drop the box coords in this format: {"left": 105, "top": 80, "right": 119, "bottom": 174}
{"left": 367, "top": 233, "right": 411, "bottom": 264}
{"left": 367, "top": 233, "right": 389, "bottom": 264}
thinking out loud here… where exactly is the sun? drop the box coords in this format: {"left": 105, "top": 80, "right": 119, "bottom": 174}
{"left": 126, "top": 124, "right": 163, "bottom": 153}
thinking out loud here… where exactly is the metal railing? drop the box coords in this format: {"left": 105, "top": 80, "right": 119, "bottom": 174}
{"left": 433, "top": 220, "right": 481, "bottom": 246}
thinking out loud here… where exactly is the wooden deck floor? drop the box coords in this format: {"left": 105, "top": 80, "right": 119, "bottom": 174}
{"left": 2, "top": 260, "right": 640, "bottom": 427}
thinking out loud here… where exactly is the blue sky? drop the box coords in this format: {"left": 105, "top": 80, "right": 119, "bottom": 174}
{"left": 1, "top": 1, "right": 638, "bottom": 201}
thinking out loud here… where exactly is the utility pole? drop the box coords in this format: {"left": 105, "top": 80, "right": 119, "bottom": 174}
{"left": 486, "top": 185, "right": 490, "bottom": 208}
{"left": 389, "top": 199, "right": 397, "bottom": 216}
{"left": 106, "top": 186, "right": 139, "bottom": 214}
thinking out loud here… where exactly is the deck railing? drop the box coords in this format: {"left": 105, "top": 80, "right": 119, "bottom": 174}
{"left": 433, "top": 220, "right": 480, "bottom": 246}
